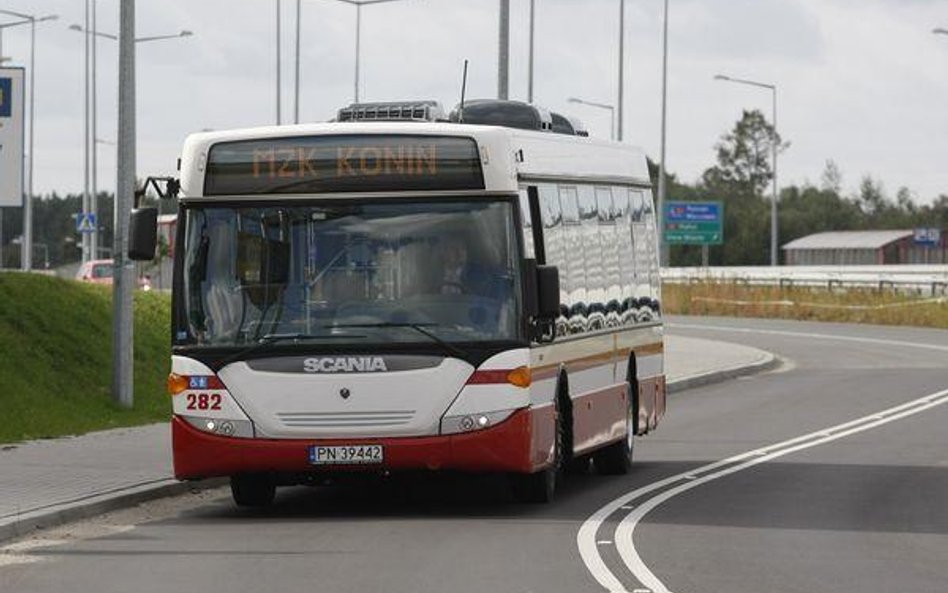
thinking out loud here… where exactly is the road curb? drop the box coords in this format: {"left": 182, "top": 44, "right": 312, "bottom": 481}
{"left": 667, "top": 351, "right": 780, "bottom": 394}
{"left": 0, "top": 478, "right": 226, "bottom": 545}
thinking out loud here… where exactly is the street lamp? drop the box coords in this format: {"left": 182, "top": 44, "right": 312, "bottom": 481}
{"left": 657, "top": 0, "right": 669, "bottom": 267}
{"left": 291, "top": 0, "right": 408, "bottom": 120}
{"left": 68, "top": 22, "right": 193, "bottom": 263}
{"left": 568, "top": 97, "right": 615, "bottom": 140}
{"left": 934, "top": 28, "right": 948, "bottom": 35}
{"left": 321, "top": 0, "right": 408, "bottom": 105}
{"left": 0, "top": 10, "right": 58, "bottom": 271}
{"left": 617, "top": 0, "right": 624, "bottom": 141}
{"left": 714, "top": 73, "right": 780, "bottom": 267}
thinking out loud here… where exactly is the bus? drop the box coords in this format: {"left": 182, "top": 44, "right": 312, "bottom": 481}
{"left": 129, "top": 100, "right": 665, "bottom": 506}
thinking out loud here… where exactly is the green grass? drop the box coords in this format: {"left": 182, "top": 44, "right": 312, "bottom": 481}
{"left": 663, "top": 282, "right": 948, "bottom": 329}
{"left": 0, "top": 273, "right": 171, "bottom": 444}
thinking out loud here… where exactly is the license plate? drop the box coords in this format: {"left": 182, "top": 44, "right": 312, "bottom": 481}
{"left": 308, "top": 444, "right": 384, "bottom": 465}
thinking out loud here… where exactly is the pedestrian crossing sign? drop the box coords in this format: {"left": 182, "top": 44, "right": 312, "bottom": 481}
{"left": 77, "top": 213, "right": 97, "bottom": 233}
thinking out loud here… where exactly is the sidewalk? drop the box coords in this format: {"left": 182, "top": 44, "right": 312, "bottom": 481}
{"left": 0, "top": 335, "right": 774, "bottom": 542}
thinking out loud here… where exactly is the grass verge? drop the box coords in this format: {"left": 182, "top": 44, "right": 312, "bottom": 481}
{"left": 663, "top": 282, "right": 948, "bottom": 329}
{"left": 0, "top": 272, "right": 170, "bottom": 444}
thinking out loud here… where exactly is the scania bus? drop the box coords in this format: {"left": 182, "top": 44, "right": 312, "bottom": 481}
{"left": 129, "top": 100, "right": 665, "bottom": 506}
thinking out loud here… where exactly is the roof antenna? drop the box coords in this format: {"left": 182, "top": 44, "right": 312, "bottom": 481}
{"left": 458, "top": 59, "right": 469, "bottom": 123}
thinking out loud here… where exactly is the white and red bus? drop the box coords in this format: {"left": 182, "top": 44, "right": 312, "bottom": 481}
{"left": 130, "top": 100, "right": 665, "bottom": 506}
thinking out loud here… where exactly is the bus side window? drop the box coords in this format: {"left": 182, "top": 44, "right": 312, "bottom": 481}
{"left": 538, "top": 184, "right": 567, "bottom": 335}
{"left": 629, "top": 190, "right": 649, "bottom": 306}
{"left": 558, "top": 185, "right": 587, "bottom": 333}
{"left": 517, "top": 188, "right": 535, "bottom": 259}
{"left": 614, "top": 189, "right": 636, "bottom": 325}
{"left": 597, "top": 187, "right": 622, "bottom": 319}
{"left": 578, "top": 186, "right": 604, "bottom": 328}
{"left": 642, "top": 190, "right": 661, "bottom": 312}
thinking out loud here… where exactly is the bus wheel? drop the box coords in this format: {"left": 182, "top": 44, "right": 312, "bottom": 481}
{"left": 510, "top": 400, "right": 562, "bottom": 503}
{"left": 593, "top": 399, "right": 634, "bottom": 475}
{"left": 230, "top": 473, "right": 276, "bottom": 507}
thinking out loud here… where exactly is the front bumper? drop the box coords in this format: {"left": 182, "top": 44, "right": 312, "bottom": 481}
{"left": 172, "top": 407, "right": 545, "bottom": 479}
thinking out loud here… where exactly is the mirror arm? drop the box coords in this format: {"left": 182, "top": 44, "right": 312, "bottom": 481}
{"left": 134, "top": 176, "right": 181, "bottom": 208}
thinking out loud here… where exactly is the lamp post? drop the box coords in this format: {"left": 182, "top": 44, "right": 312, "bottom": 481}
{"left": 934, "top": 28, "right": 947, "bottom": 35}
{"left": 276, "top": 0, "right": 282, "bottom": 124}
{"left": 68, "top": 24, "right": 192, "bottom": 261}
{"left": 527, "top": 0, "right": 535, "bottom": 103}
{"left": 714, "top": 73, "right": 780, "bottom": 266}
{"left": 498, "top": 0, "right": 509, "bottom": 100}
{"left": 617, "top": 0, "right": 624, "bottom": 141}
{"left": 657, "top": 0, "right": 669, "bottom": 267}
{"left": 318, "top": 0, "right": 409, "bottom": 105}
{"left": 567, "top": 97, "right": 615, "bottom": 140}
{"left": 0, "top": 10, "right": 58, "bottom": 271}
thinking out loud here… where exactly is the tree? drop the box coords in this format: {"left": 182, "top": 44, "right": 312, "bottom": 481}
{"left": 692, "top": 109, "right": 789, "bottom": 265}
{"left": 701, "top": 109, "right": 788, "bottom": 196}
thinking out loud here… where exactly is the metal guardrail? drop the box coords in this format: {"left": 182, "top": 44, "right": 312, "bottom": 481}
{"left": 661, "top": 265, "right": 948, "bottom": 296}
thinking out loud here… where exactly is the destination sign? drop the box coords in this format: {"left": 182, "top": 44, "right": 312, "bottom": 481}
{"left": 204, "top": 135, "right": 484, "bottom": 195}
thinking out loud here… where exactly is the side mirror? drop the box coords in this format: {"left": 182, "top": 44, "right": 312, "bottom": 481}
{"left": 536, "top": 265, "right": 560, "bottom": 318}
{"left": 128, "top": 208, "right": 158, "bottom": 261}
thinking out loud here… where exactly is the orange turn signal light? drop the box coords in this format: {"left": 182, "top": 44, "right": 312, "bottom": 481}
{"left": 506, "top": 366, "right": 532, "bottom": 388}
{"left": 167, "top": 373, "right": 189, "bottom": 396}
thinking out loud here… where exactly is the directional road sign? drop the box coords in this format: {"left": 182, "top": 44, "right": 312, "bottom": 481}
{"left": 663, "top": 201, "right": 724, "bottom": 245}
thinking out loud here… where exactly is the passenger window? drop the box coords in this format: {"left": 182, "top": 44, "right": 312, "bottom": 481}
{"left": 517, "top": 188, "right": 535, "bottom": 259}
{"left": 538, "top": 184, "right": 567, "bottom": 307}
{"left": 615, "top": 189, "right": 636, "bottom": 324}
{"left": 642, "top": 190, "right": 661, "bottom": 312}
{"left": 629, "top": 190, "right": 651, "bottom": 304}
{"left": 579, "top": 186, "right": 604, "bottom": 328}
{"left": 558, "top": 186, "right": 587, "bottom": 330}
{"left": 597, "top": 187, "right": 622, "bottom": 316}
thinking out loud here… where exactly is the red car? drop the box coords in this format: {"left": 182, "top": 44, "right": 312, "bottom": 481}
{"left": 76, "top": 259, "right": 152, "bottom": 290}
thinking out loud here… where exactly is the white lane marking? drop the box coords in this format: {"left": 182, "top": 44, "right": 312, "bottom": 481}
{"left": 668, "top": 322, "right": 948, "bottom": 354}
{"left": 578, "top": 388, "right": 948, "bottom": 593}
{"left": 615, "top": 388, "right": 948, "bottom": 593}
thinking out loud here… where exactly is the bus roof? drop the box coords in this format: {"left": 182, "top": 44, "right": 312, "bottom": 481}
{"left": 179, "top": 122, "right": 651, "bottom": 198}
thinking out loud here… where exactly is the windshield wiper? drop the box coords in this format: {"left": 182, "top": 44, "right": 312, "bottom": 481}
{"left": 327, "top": 323, "right": 469, "bottom": 360}
{"left": 216, "top": 331, "right": 365, "bottom": 368}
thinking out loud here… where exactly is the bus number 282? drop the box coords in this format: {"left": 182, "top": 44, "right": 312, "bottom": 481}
{"left": 186, "top": 393, "right": 222, "bottom": 411}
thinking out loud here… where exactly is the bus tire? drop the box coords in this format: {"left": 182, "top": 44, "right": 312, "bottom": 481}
{"left": 593, "top": 387, "right": 635, "bottom": 476}
{"left": 230, "top": 473, "right": 276, "bottom": 507}
{"left": 510, "top": 397, "right": 562, "bottom": 503}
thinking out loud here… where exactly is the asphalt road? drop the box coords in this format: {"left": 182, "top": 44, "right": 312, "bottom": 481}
{"left": 2, "top": 316, "right": 947, "bottom": 593}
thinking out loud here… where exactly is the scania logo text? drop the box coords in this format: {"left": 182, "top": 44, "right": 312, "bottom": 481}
{"left": 303, "top": 357, "right": 388, "bottom": 373}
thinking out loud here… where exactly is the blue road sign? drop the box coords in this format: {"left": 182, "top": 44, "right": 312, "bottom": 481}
{"left": 77, "top": 213, "right": 97, "bottom": 233}
{"left": 913, "top": 228, "right": 941, "bottom": 246}
{"left": 663, "top": 201, "right": 724, "bottom": 245}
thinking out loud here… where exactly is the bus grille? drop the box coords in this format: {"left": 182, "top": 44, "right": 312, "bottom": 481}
{"left": 275, "top": 410, "right": 416, "bottom": 429}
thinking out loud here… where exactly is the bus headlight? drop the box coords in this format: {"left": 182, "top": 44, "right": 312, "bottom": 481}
{"left": 440, "top": 409, "right": 516, "bottom": 435}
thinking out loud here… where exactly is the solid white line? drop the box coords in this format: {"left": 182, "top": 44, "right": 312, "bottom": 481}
{"left": 577, "top": 387, "right": 948, "bottom": 592}
{"left": 614, "top": 388, "right": 948, "bottom": 593}
{"left": 576, "top": 322, "right": 948, "bottom": 592}
{"left": 668, "top": 322, "right": 948, "bottom": 354}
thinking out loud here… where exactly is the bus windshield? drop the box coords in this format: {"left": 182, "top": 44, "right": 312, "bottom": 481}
{"left": 178, "top": 199, "right": 521, "bottom": 348}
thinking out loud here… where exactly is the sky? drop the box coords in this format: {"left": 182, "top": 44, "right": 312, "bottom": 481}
{"left": 1, "top": 0, "right": 946, "bottom": 205}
